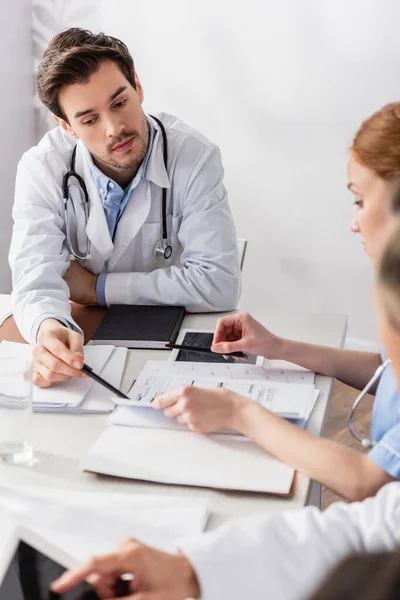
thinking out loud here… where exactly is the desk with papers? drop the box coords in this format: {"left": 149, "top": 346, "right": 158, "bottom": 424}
{"left": 0, "top": 306, "right": 347, "bottom": 532}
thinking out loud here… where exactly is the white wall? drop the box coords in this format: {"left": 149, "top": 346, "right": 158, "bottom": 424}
{"left": 35, "top": 0, "right": 400, "bottom": 348}
{"left": 0, "top": 0, "right": 35, "bottom": 292}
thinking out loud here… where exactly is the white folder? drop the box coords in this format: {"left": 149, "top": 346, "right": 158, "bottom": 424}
{"left": 83, "top": 425, "right": 295, "bottom": 496}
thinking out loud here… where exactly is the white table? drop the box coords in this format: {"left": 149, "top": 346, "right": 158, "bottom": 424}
{"left": 0, "top": 311, "right": 347, "bottom": 531}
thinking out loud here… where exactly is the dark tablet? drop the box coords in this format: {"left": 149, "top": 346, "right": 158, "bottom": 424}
{"left": 0, "top": 527, "right": 126, "bottom": 600}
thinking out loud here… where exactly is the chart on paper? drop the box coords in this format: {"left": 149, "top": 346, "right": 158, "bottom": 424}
{"left": 114, "top": 361, "right": 316, "bottom": 419}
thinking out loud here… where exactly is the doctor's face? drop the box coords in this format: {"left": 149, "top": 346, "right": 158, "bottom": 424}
{"left": 57, "top": 60, "right": 148, "bottom": 180}
{"left": 347, "top": 154, "right": 393, "bottom": 268}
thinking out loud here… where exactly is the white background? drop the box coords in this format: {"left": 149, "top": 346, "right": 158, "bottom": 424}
{"left": 0, "top": 0, "right": 34, "bottom": 292}
{"left": 6, "top": 0, "right": 400, "bottom": 348}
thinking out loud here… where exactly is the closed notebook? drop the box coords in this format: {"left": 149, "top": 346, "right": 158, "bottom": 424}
{"left": 90, "top": 305, "right": 186, "bottom": 349}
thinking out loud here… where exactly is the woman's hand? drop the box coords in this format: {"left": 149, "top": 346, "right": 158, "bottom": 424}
{"left": 211, "top": 312, "right": 282, "bottom": 359}
{"left": 154, "top": 386, "right": 250, "bottom": 433}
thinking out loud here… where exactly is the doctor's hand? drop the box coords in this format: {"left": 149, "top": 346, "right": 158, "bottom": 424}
{"left": 212, "top": 312, "right": 282, "bottom": 359}
{"left": 63, "top": 261, "right": 99, "bottom": 305}
{"left": 51, "top": 538, "right": 200, "bottom": 599}
{"left": 33, "top": 319, "right": 85, "bottom": 388}
{"left": 154, "top": 386, "right": 251, "bottom": 433}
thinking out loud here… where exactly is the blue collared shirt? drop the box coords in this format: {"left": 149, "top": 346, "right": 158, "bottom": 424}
{"left": 86, "top": 119, "right": 155, "bottom": 306}
{"left": 369, "top": 351, "right": 400, "bottom": 479}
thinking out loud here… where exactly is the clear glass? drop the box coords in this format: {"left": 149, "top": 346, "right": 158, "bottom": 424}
{"left": 0, "top": 358, "right": 34, "bottom": 464}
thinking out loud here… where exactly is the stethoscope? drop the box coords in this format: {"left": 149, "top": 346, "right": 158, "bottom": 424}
{"left": 348, "top": 358, "right": 391, "bottom": 448}
{"left": 62, "top": 115, "right": 172, "bottom": 262}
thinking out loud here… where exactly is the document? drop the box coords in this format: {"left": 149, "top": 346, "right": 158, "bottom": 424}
{"left": 111, "top": 387, "right": 320, "bottom": 432}
{"left": 0, "top": 341, "right": 118, "bottom": 410}
{"left": 114, "top": 361, "right": 315, "bottom": 419}
{"left": 42, "top": 347, "right": 128, "bottom": 414}
{"left": 0, "top": 478, "right": 210, "bottom": 556}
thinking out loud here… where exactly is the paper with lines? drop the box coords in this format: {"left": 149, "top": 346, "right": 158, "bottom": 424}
{"left": 114, "top": 360, "right": 315, "bottom": 419}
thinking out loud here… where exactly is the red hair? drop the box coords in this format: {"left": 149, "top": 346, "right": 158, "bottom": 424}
{"left": 351, "top": 103, "right": 400, "bottom": 180}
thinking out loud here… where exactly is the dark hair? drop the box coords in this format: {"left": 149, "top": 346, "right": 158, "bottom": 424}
{"left": 36, "top": 28, "right": 136, "bottom": 121}
{"left": 308, "top": 551, "right": 400, "bottom": 600}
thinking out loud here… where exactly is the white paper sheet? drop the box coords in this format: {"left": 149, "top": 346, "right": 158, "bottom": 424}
{"left": 83, "top": 425, "right": 295, "bottom": 495}
{"left": 0, "top": 341, "right": 114, "bottom": 408}
{"left": 40, "top": 347, "right": 128, "bottom": 414}
{"left": 286, "top": 389, "right": 320, "bottom": 429}
{"left": 148, "top": 360, "right": 315, "bottom": 384}
{"left": 110, "top": 388, "right": 320, "bottom": 434}
{"left": 0, "top": 479, "right": 210, "bottom": 556}
{"left": 115, "top": 361, "right": 315, "bottom": 419}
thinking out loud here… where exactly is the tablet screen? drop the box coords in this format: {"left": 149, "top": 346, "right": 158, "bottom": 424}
{"left": 0, "top": 540, "right": 99, "bottom": 600}
{"left": 175, "top": 332, "right": 258, "bottom": 364}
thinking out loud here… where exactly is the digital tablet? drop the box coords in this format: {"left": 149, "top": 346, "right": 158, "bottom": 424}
{"left": 169, "top": 328, "right": 264, "bottom": 365}
{"left": 0, "top": 525, "right": 99, "bottom": 600}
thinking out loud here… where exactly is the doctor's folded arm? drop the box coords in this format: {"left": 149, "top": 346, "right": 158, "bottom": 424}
{"left": 8, "top": 28, "right": 241, "bottom": 386}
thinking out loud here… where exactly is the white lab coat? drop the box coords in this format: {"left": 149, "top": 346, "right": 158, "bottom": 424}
{"left": 178, "top": 481, "right": 400, "bottom": 600}
{"left": 9, "top": 113, "right": 241, "bottom": 343}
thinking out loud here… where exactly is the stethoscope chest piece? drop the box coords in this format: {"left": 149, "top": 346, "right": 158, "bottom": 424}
{"left": 155, "top": 239, "right": 172, "bottom": 260}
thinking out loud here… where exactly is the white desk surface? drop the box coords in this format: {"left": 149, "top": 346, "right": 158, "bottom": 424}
{"left": 0, "top": 310, "right": 347, "bottom": 531}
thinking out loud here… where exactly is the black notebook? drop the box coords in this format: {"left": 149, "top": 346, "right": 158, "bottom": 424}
{"left": 91, "top": 305, "right": 186, "bottom": 349}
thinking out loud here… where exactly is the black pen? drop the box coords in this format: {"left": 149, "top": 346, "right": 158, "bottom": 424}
{"left": 81, "top": 363, "right": 129, "bottom": 399}
{"left": 165, "top": 343, "right": 246, "bottom": 358}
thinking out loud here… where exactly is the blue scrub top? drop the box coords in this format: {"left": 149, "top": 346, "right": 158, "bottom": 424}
{"left": 369, "top": 353, "right": 400, "bottom": 478}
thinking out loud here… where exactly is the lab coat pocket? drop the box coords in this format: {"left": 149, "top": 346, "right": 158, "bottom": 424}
{"left": 141, "top": 214, "right": 182, "bottom": 271}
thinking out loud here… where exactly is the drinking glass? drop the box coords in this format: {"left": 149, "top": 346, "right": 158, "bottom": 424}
{"left": 0, "top": 358, "right": 34, "bottom": 464}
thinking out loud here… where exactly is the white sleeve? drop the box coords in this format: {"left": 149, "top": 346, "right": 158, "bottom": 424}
{"left": 178, "top": 482, "right": 400, "bottom": 600}
{"left": 8, "top": 154, "right": 78, "bottom": 342}
{"left": 104, "top": 146, "right": 241, "bottom": 312}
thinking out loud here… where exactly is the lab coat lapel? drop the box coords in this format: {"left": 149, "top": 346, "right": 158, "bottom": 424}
{"left": 146, "top": 115, "right": 171, "bottom": 190}
{"left": 74, "top": 140, "right": 114, "bottom": 262}
{"left": 108, "top": 181, "right": 151, "bottom": 270}
{"left": 107, "top": 121, "right": 171, "bottom": 270}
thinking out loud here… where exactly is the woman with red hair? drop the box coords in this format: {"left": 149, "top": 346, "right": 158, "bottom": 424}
{"left": 155, "top": 103, "right": 400, "bottom": 503}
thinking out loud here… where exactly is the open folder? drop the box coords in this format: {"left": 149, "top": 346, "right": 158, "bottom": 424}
{"left": 81, "top": 360, "right": 317, "bottom": 495}
{"left": 83, "top": 425, "right": 295, "bottom": 496}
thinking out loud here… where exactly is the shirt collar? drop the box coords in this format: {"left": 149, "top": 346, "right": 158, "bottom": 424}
{"left": 83, "top": 117, "right": 156, "bottom": 194}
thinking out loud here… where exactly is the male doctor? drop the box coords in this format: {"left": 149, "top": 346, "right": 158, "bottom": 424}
{"left": 9, "top": 28, "right": 240, "bottom": 387}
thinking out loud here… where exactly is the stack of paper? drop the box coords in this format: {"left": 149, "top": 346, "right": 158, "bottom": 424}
{"left": 0, "top": 478, "right": 210, "bottom": 557}
{"left": 110, "top": 360, "right": 318, "bottom": 431}
{"left": 0, "top": 341, "right": 128, "bottom": 413}
{"left": 82, "top": 361, "right": 317, "bottom": 495}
